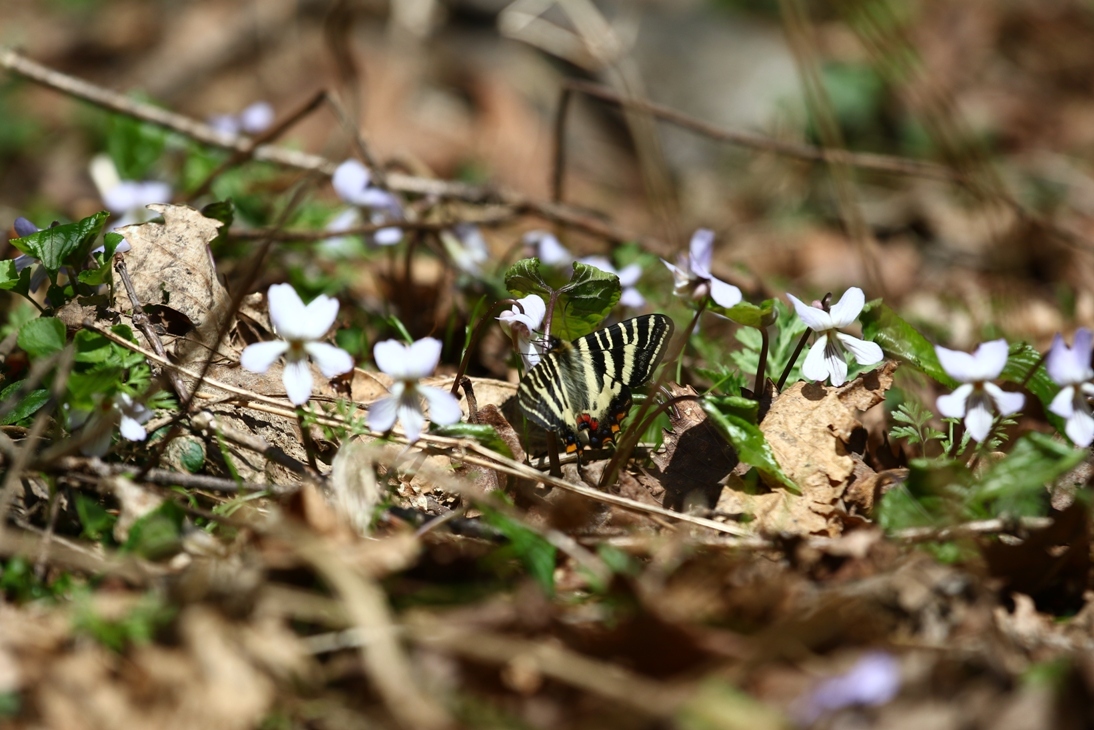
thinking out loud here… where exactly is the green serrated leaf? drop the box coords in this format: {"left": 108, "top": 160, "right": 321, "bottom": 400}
{"left": 66, "top": 370, "right": 122, "bottom": 408}
{"left": 430, "top": 422, "right": 514, "bottom": 459}
{"left": 1002, "top": 342, "right": 1064, "bottom": 433}
{"left": 701, "top": 401, "right": 799, "bottom": 494}
{"left": 972, "top": 432, "right": 1085, "bottom": 512}
{"left": 17, "top": 317, "right": 66, "bottom": 359}
{"left": 102, "top": 232, "right": 126, "bottom": 260}
{"left": 860, "top": 300, "right": 955, "bottom": 388}
{"left": 551, "top": 261, "right": 620, "bottom": 340}
{"left": 0, "top": 259, "right": 31, "bottom": 296}
{"left": 504, "top": 258, "right": 551, "bottom": 300}
{"left": 0, "top": 382, "right": 51, "bottom": 425}
{"left": 709, "top": 299, "right": 775, "bottom": 329}
{"left": 10, "top": 212, "right": 109, "bottom": 275}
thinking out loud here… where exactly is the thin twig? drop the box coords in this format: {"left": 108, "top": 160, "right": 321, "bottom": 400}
{"left": 114, "top": 255, "right": 190, "bottom": 400}
{"left": 0, "top": 47, "right": 652, "bottom": 248}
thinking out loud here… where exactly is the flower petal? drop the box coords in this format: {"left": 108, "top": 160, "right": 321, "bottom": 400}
{"left": 13, "top": 217, "right": 39, "bottom": 237}
{"left": 709, "top": 277, "right": 743, "bottom": 309}
{"left": 1050, "top": 386, "right": 1076, "bottom": 419}
{"left": 526, "top": 231, "right": 571, "bottom": 266}
{"left": 617, "top": 263, "right": 642, "bottom": 287}
{"left": 373, "top": 340, "right": 412, "bottom": 379}
{"left": 936, "top": 383, "right": 973, "bottom": 418}
{"left": 332, "top": 159, "right": 371, "bottom": 203}
{"left": 282, "top": 358, "right": 314, "bottom": 405}
{"left": 1046, "top": 331, "right": 1094, "bottom": 386}
{"left": 801, "top": 336, "right": 832, "bottom": 382}
{"left": 404, "top": 337, "right": 443, "bottom": 378}
{"left": 374, "top": 226, "right": 403, "bottom": 246}
{"left": 421, "top": 386, "right": 463, "bottom": 426}
{"left": 964, "top": 396, "right": 995, "bottom": 442}
{"left": 266, "top": 283, "right": 308, "bottom": 339}
{"left": 823, "top": 337, "right": 849, "bottom": 386}
{"left": 305, "top": 342, "right": 354, "bottom": 377}
{"left": 399, "top": 401, "right": 426, "bottom": 443}
{"left": 240, "top": 340, "right": 289, "bottom": 373}
{"left": 118, "top": 414, "right": 148, "bottom": 442}
{"left": 80, "top": 426, "right": 114, "bottom": 457}
{"left": 969, "top": 339, "right": 1010, "bottom": 380}
{"left": 239, "top": 101, "right": 275, "bottom": 134}
{"left": 836, "top": 332, "right": 884, "bottom": 366}
{"left": 619, "top": 287, "right": 646, "bottom": 308}
{"left": 827, "top": 287, "right": 866, "bottom": 328}
{"left": 368, "top": 394, "right": 399, "bottom": 433}
{"left": 297, "top": 294, "right": 340, "bottom": 339}
{"left": 983, "top": 382, "right": 1024, "bottom": 416}
{"left": 934, "top": 345, "right": 979, "bottom": 383}
{"left": 688, "top": 229, "right": 715, "bottom": 277}
{"left": 787, "top": 292, "right": 834, "bottom": 331}
{"left": 1066, "top": 409, "right": 1094, "bottom": 448}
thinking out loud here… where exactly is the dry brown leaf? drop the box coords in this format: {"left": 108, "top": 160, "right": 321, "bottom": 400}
{"left": 745, "top": 362, "right": 897, "bottom": 536}
{"left": 115, "top": 204, "right": 230, "bottom": 355}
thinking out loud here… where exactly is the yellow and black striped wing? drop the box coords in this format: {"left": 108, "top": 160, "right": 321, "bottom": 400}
{"left": 517, "top": 314, "right": 674, "bottom": 453}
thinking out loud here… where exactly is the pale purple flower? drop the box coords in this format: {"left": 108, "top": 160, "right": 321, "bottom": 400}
{"left": 578, "top": 255, "right": 645, "bottom": 308}
{"left": 332, "top": 159, "right": 404, "bottom": 246}
{"left": 1046, "top": 328, "right": 1094, "bottom": 448}
{"left": 523, "top": 230, "right": 572, "bottom": 267}
{"left": 795, "top": 652, "right": 901, "bottom": 724}
{"left": 787, "top": 287, "right": 884, "bottom": 387}
{"left": 240, "top": 284, "right": 354, "bottom": 406}
{"left": 497, "top": 294, "right": 547, "bottom": 369}
{"left": 367, "top": 338, "right": 463, "bottom": 443}
{"left": 662, "top": 229, "right": 742, "bottom": 308}
{"left": 211, "top": 101, "right": 276, "bottom": 136}
{"left": 935, "top": 339, "right": 1025, "bottom": 443}
{"left": 442, "top": 223, "right": 489, "bottom": 276}
{"left": 66, "top": 393, "right": 153, "bottom": 457}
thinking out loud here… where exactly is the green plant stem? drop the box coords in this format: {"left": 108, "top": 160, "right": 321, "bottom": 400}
{"left": 449, "top": 298, "right": 526, "bottom": 396}
{"left": 296, "top": 408, "right": 320, "bottom": 473}
{"left": 753, "top": 324, "right": 770, "bottom": 400}
{"left": 776, "top": 330, "right": 813, "bottom": 392}
{"left": 674, "top": 300, "right": 706, "bottom": 383}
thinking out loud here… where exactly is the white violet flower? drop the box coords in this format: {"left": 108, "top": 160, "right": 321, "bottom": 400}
{"left": 1045, "top": 328, "right": 1094, "bottom": 448}
{"left": 367, "top": 338, "right": 463, "bottom": 443}
{"left": 89, "top": 154, "right": 170, "bottom": 236}
{"left": 523, "top": 230, "right": 572, "bottom": 267}
{"left": 787, "top": 287, "right": 884, "bottom": 387}
{"left": 497, "top": 294, "right": 548, "bottom": 369}
{"left": 578, "top": 255, "right": 645, "bottom": 308}
{"left": 662, "top": 228, "right": 742, "bottom": 308}
{"left": 935, "top": 339, "right": 1025, "bottom": 443}
{"left": 331, "top": 159, "right": 404, "bottom": 246}
{"left": 240, "top": 283, "right": 355, "bottom": 406}
{"left": 66, "top": 393, "right": 153, "bottom": 457}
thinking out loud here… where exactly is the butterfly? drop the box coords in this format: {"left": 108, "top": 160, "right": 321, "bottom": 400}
{"left": 516, "top": 314, "right": 674, "bottom": 454}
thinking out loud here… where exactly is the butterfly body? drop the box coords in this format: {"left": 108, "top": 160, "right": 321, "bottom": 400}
{"left": 517, "top": 314, "right": 674, "bottom": 454}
